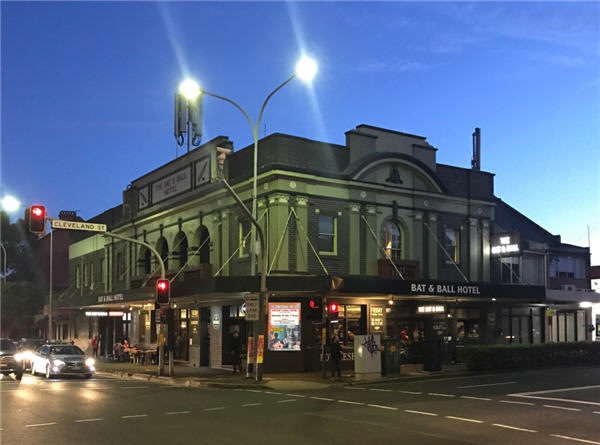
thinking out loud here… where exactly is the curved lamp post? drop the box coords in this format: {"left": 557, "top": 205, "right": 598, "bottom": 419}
{"left": 180, "top": 57, "right": 317, "bottom": 380}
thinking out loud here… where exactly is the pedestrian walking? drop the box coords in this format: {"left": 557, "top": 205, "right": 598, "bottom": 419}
{"left": 330, "top": 337, "right": 342, "bottom": 379}
{"left": 91, "top": 335, "right": 99, "bottom": 358}
{"left": 230, "top": 331, "right": 242, "bottom": 374}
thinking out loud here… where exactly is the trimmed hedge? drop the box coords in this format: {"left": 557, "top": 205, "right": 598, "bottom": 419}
{"left": 458, "top": 342, "right": 600, "bottom": 371}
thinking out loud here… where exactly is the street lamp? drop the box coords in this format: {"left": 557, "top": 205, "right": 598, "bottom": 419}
{"left": 180, "top": 56, "right": 317, "bottom": 380}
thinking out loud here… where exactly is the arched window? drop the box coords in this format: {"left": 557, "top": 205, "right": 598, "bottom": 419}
{"left": 156, "top": 237, "right": 169, "bottom": 270}
{"left": 173, "top": 231, "right": 188, "bottom": 269}
{"left": 193, "top": 226, "right": 210, "bottom": 265}
{"left": 382, "top": 221, "right": 403, "bottom": 260}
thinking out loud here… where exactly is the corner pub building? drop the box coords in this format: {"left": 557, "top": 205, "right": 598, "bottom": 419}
{"left": 57, "top": 124, "right": 593, "bottom": 373}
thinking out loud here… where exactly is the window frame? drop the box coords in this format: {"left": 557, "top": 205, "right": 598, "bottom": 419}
{"left": 382, "top": 220, "right": 404, "bottom": 261}
{"left": 317, "top": 214, "right": 338, "bottom": 256}
{"left": 238, "top": 220, "right": 251, "bottom": 258}
{"left": 443, "top": 227, "right": 460, "bottom": 264}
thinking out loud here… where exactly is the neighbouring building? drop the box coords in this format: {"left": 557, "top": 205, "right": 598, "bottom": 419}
{"left": 53, "top": 124, "right": 597, "bottom": 372}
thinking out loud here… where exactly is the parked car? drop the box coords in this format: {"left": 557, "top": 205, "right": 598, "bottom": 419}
{"left": 0, "top": 338, "right": 24, "bottom": 380}
{"left": 31, "top": 344, "right": 95, "bottom": 379}
{"left": 17, "top": 338, "right": 46, "bottom": 370}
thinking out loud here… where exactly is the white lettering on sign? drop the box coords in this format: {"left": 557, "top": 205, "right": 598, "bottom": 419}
{"left": 491, "top": 244, "right": 520, "bottom": 255}
{"left": 417, "top": 305, "right": 445, "bottom": 314}
{"left": 152, "top": 166, "right": 192, "bottom": 204}
{"left": 51, "top": 220, "right": 107, "bottom": 232}
{"left": 411, "top": 283, "right": 481, "bottom": 295}
{"left": 97, "top": 293, "right": 124, "bottom": 303}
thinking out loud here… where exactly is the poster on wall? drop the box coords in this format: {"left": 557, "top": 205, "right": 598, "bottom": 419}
{"left": 268, "top": 303, "right": 301, "bottom": 351}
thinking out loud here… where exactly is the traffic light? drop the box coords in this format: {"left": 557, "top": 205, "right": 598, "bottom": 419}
{"left": 28, "top": 205, "right": 46, "bottom": 234}
{"left": 328, "top": 302, "right": 339, "bottom": 320}
{"left": 156, "top": 279, "right": 170, "bottom": 305}
{"left": 308, "top": 298, "right": 322, "bottom": 320}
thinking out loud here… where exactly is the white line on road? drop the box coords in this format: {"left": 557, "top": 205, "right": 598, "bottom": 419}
{"left": 405, "top": 409, "right": 438, "bottom": 416}
{"left": 398, "top": 390, "right": 422, "bottom": 395}
{"left": 285, "top": 394, "right": 306, "bottom": 398}
{"left": 241, "top": 403, "right": 262, "bottom": 407}
{"left": 25, "top": 423, "right": 57, "bottom": 428}
{"left": 508, "top": 394, "right": 600, "bottom": 407}
{"left": 264, "top": 391, "right": 282, "bottom": 395}
{"left": 515, "top": 385, "right": 600, "bottom": 395}
{"left": 492, "top": 424, "right": 536, "bottom": 433}
{"left": 120, "top": 386, "right": 149, "bottom": 389}
{"left": 458, "top": 381, "right": 517, "bottom": 389}
{"left": 370, "top": 388, "right": 392, "bottom": 392}
{"left": 500, "top": 400, "right": 534, "bottom": 406}
{"left": 165, "top": 411, "right": 190, "bottom": 415}
{"left": 460, "top": 396, "right": 492, "bottom": 401}
{"left": 75, "top": 418, "right": 103, "bottom": 423}
{"left": 245, "top": 389, "right": 262, "bottom": 393}
{"left": 337, "top": 400, "right": 364, "bottom": 405}
{"left": 204, "top": 407, "right": 226, "bottom": 411}
{"left": 310, "top": 396, "right": 334, "bottom": 401}
{"left": 277, "top": 399, "right": 297, "bottom": 403}
{"left": 593, "top": 411, "right": 600, "bottom": 415}
{"left": 367, "top": 404, "right": 398, "bottom": 411}
{"left": 543, "top": 405, "right": 581, "bottom": 412}
{"left": 428, "top": 393, "right": 456, "bottom": 397}
{"left": 121, "top": 415, "right": 148, "bottom": 419}
{"left": 446, "top": 416, "right": 484, "bottom": 424}
{"left": 344, "top": 387, "right": 366, "bottom": 390}
{"left": 549, "top": 434, "right": 600, "bottom": 445}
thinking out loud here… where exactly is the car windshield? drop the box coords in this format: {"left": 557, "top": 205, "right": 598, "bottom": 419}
{"left": 21, "top": 340, "right": 44, "bottom": 350}
{"left": 49, "top": 346, "right": 84, "bottom": 356}
{"left": 0, "top": 340, "right": 16, "bottom": 352}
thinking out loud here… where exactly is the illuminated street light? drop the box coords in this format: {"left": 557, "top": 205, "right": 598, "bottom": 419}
{"left": 1, "top": 196, "right": 20, "bottom": 212}
{"left": 295, "top": 56, "right": 318, "bottom": 82}
{"left": 179, "top": 79, "right": 201, "bottom": 100}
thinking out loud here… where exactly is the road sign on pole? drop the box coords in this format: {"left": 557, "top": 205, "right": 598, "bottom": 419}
{"left": 244, "top": 294, "right": 259, "bottom": 321}
{"left": 51, "top": 220, "right": 107, "bottom": 232}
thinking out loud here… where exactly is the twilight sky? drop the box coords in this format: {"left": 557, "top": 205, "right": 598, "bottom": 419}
{"left": 1, "top": 1, "right": 599, "bottom": 262}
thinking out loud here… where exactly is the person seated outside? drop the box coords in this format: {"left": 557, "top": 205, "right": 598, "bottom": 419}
{"left": 113, "top": 341, "right": 124, "bottom": 361}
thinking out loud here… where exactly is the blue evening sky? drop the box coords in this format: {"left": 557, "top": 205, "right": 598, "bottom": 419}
{"left": 1, "top": 1, "right": 599, "bottom": 261}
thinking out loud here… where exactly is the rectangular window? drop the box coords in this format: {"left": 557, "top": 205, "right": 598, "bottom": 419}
{"left": 239, "top": 220, "right": 251, "bottom": 258}
{"left": 90, "top": 263, "right": 95, "bottom": 288}
{"left": 116, "top": 252, "right": 124, "bottom": 281}
{"left": 83, "top": 264, "right": 89, "bottom": 287}
{"left": 443, "top": 228, "right": 459, "bottom": 264}
{"left": 76, "top": 265, "right": 81, "bottom": 288}
{"left": 99, "top": 258, "right": 104, "bottom": 282}
{"left": 318, "top": 215, "right": 337, "bottom": 255}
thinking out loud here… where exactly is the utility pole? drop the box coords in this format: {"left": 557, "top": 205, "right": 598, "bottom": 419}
{"left": 49, "top": 229, "right": 53, "bottom": 341}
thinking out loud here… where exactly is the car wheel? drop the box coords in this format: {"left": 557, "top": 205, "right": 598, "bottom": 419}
{"left": 15, "top": 372, "right": 23, "bottom": 381}
{"left": 45, "top": 364, "right": 52, "bottom": 379}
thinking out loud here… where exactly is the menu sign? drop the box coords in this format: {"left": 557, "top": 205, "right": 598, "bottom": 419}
{"left": 370, "top": 305, "right": 384, "bottom": 333}
{"left": 268, "top": 303, "right": 301, "bottom": 351}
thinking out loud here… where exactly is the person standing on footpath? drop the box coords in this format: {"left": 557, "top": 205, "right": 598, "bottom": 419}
{"left": 230, "top": 331, "right": 242, "bottom": 374}
{"left": 91, "top": 335, "right": 99, "bottom": 358}
{"left": 330, "top": 337, "right": 342, "bottom": 380}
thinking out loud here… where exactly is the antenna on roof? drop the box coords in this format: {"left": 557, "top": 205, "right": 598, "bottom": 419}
{"left": 471, "top": 127, "right": 481, "bottom": 171}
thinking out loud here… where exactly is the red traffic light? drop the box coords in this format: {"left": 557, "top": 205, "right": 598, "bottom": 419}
{"left": 28, "top": 205, "right": 46, "bottom": 234}
{"left": 156, "top": 279, "right": 170, "bottom": 305}
{"left": 309, "top": 299, "right": 319, "bottom": 309}
{"left": 329, "top": 302, "right": 338, "bottom": 313}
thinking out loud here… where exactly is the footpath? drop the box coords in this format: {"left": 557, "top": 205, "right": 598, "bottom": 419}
{"left": 95, "top": 361, "right": 469, "bottom": 391}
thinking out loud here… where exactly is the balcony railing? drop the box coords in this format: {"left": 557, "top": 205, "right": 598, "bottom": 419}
{"left": 378, "top": 258, "right": 420, "bottom": 279}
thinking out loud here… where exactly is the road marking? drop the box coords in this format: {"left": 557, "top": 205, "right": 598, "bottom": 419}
{"left": 500, "top": 400, "right": 534, "bottom": 406}
{"left": 550, "top": 435, "right": 600, "bottom": 444}
{"left": 75, "top": 418, "right": 103, "bottom": 423}
{"left": 543, "top": 405, "right": 581, "bottom": 412}
{"left": 405, "top": 409, "right": 438, "bottom": 416}
{"left": 285, "top": 393, "right": 306, "bottom": 398}
{"left": 515, "top": 385, "right": 600, "bottom": 395}
{"left": 121, "top": 414, "right": 148, "bottom": 419}
{"left": 245, "top": 389, "right": 262, "bottom": 393}
{"left": 460, "top": 396, "right": 492, "bottom": 401}
{"left": 593, "top": 411, "right": 600, "bottom": 415}
{"left": 508, "top": 394, "right": 600, "bottom": 407}
{"left": 428, "top": 392, "right": 456, "bottom": 398}
{"left": 234, "top": 388, "right": 244, "bottom": 391}
{"left": 337, "top": 400, "right": 364, "bottom": 405}
{"left": 310, "top": 396, "right": 334, "bottom": 401}
{"left": 492, "top": 424, "right": 536, "bottom": 433}
{"left": 264, "top": 391, "right": 282, "bottom": 395}
{"left": 398, "top": 390, "right": 422, "bottom": 395}
{"left": 458, "top": 381, "right": 516, "bottom": 389}
{"left": 446, "top": 416, "right": 483, "bottom": 424}
{"left": 25, "top": 422, "right": 57, "bottom": 428}
{"left": 165, "top": 411, "right": 190, "bottom": 415}
{"left": 344, "top": 387, "right": 366, "bottom": 390}
{"left": 121, "top": 386, "right": 149, "bottom": 389}
{"left": 241, "top": 403, "right": 262, "bottom": 407}
{"left": 367, "top": 404, "right": 398, "bottom": 410}
{"left": 277, "top": 399, "right": 297, "bottom": 403}
{"left": 204, "top": 407, "right": 225, "bottom": 411}
{"left": 370, "top": 388, "right": 392, "bottom": 392}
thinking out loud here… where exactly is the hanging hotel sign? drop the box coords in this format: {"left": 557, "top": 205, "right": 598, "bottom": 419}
{"left": 152, "top": 166, "right": 192, "bottom": 204}
{"left": 417, "top": 305, "right": 445, "bottom": 314}
{"left": 491, "top": 232, "right": 520, "bottom": 256}
{"left": 51, "top": 220, "right": 107, "bottom": 232}
{"left": 97, "top": 293, "right": 124, "bottom": 303}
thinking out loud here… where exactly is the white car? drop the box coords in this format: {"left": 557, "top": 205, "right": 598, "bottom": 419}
{"left": 31, "top": 344, "right": 95, "bottom": 379}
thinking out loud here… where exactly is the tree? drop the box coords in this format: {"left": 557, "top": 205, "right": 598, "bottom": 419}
{"left": 0, "top": 281, "right": 44, "bottom": 338}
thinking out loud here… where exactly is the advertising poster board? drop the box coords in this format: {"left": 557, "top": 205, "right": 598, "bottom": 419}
{"left": 268, "top": 303, "right": 301, "bottom": 351}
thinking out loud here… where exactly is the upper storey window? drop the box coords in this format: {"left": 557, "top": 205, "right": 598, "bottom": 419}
{"left": 444, "top": 228, "right": 460, "bottom": 264}
{"left": 382, "top": 221, "right": 403, "bottom": 260}
{"left": 318, "top": 215, "right": 337, "bottom": 255}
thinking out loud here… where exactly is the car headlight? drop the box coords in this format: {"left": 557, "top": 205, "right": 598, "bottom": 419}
{"left": 85, "top": 358, "right": 95, "bottom": 367}
{"left": 14, "top": 353, "right": 24, "bottom": 361}
{"left": 53, "top": 359, "right": 65, "bottom": 366}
